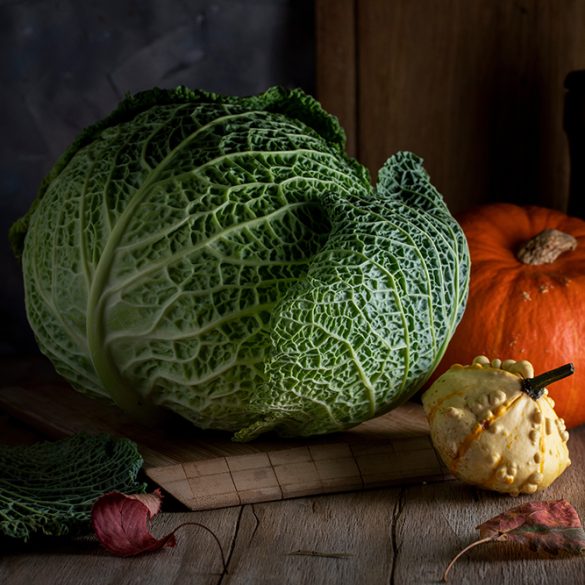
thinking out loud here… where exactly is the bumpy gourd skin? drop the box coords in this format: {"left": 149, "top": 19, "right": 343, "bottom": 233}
{"left": 422, "top": 356, "right": 571, "bottom": 496}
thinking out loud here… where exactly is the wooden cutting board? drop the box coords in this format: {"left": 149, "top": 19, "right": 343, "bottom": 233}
{"left": 0, "top": 383, "right": 450, "bottom": 510}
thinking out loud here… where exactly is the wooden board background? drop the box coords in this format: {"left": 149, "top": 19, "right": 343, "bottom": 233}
{"left": 316, "top": 0, "right": 585, "bottom": 215}
{"left": 3, "top": 424, "right": 585, "bottom": 584}
{"left": 0, "top": 380, "right": 450, "bottom": 511}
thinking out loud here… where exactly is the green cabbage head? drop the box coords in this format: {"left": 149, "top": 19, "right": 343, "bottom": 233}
{"left": 11, "top": 86, "right": 469, "bottom": 440}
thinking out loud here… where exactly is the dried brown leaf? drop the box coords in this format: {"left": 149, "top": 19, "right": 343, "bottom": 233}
{"left": 443, "top": 499, "right": 585, "bottom": 581}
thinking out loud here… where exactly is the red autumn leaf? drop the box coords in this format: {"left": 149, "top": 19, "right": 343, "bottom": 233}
{"left": 91, "top": 488, "right": 176, "bottom": 556}
{"left": 91, "top": 489, "right": 227, "bottom": 566}
{"left": 478, "top": 499, "right": 585, "bottom": 555}
{"left": 443, "top": 499, "right": 585, "bottom": 581}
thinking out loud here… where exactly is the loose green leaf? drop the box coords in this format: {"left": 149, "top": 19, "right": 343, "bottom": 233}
{"left": 0, "top": 433, "right": 145, "bottom": 541}
{"left": 443, "top": 499, "right": 585, "bottom": 581}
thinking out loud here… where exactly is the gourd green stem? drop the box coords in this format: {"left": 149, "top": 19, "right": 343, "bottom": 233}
{"left": 521, "top": 363, "right": 575, "bottom": 400}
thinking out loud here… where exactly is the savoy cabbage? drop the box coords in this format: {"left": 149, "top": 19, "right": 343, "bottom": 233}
{"left": 11, "top": 86, "right": 469, "bottom": 440}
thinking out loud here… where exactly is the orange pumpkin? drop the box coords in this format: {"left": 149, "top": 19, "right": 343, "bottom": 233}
{"left": 435, "top": 203, "right": 585, "bottom": 428}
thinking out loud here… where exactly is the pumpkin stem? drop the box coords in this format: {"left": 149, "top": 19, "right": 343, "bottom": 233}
{"left": 521, "top": 363, "right": 574, "bottom": 400}
{"left": 516, "top": 229, "right": 577, "bottom": 265}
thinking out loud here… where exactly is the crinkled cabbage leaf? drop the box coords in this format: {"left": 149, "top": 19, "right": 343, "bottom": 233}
{"left": 0, "top": 434, "right": 145, "bottom": 541}
{"left": 11, "top": 86, "right": 469, "bottom": 440}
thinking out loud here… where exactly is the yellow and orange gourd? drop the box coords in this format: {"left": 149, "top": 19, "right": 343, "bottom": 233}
{"left": 433, "top": 203, "right": 585, "bottom": 429}
{"left": 422, "top": 356, "right": 571, "bottom": 496}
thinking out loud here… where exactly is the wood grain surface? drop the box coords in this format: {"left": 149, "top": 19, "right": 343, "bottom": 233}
{"left": 0, "top": 382, "right": 449, "bottom": 511}
{"left": 2, "top": 425, "right": 585, "bottom": 584}
{"left": 316, "top": 0, "right": 585, "bottom": 215}
{"left": 315, "top": 0, "right": 357, "bottom": 157}
{"left": 1, "top": 357, "right": 584, "bottom": 583}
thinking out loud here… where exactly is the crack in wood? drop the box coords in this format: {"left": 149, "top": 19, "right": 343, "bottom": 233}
{"left": 216, "top": 506, "right": 244, "bottom": 585}
{"left": 388, "top": 487, "right": 406, "bottom": 585}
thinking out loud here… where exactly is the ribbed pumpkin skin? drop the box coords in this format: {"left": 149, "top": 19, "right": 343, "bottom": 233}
{"left": 435, "top": 203, "right": 585, "bottom": 429}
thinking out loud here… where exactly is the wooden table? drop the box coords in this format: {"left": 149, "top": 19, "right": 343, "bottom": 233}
{"left": 2, "top": 359, "right": 585, "bottom": 584}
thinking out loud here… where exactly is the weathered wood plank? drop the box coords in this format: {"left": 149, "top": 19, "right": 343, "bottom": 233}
{"left": 392, "top": 425, "right": 585, "bottom": 584}
{"left": 222, "top": 492, "right": 398, "bottom": 584}
{"left": 0, "top": 507, "right": 240, "bottom": 585}
{"left": 315, "top": 0, "right": 357, "bottom": 157}
{"left": 351, "top": 0, "right": 585, "bottom": 214}
{"left": 0, "top": 383, "right": 449, "bottom": 512}
{"left": 2, "top": 426, "right": 584, "bottom": 583}
{"left": 0, "top": 414, "right": 43, "bottom": 445}
{"left": 3, "top": 398, "right": 584, "bottom": 585}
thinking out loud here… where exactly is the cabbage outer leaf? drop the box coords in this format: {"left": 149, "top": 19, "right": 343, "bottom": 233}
{"left": 12, "top": 87, "right": 469, "bottom": 439}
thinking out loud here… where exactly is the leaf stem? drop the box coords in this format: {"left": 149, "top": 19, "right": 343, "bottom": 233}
{"left": 516, "top": 229, "right": 577, "bottom": 265}
{"left": 172, "top": 522, "right": 227, "bottom": 572}
{"left": 442, "top": 536, "right": 494, "bottom": 582}
{"left": 521, "top": 363, "right": 575, "bottom": 400}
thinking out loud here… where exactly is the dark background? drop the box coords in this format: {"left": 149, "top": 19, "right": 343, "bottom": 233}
{"left": 0, "top": 0, "right": 315, "bottom": 356}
